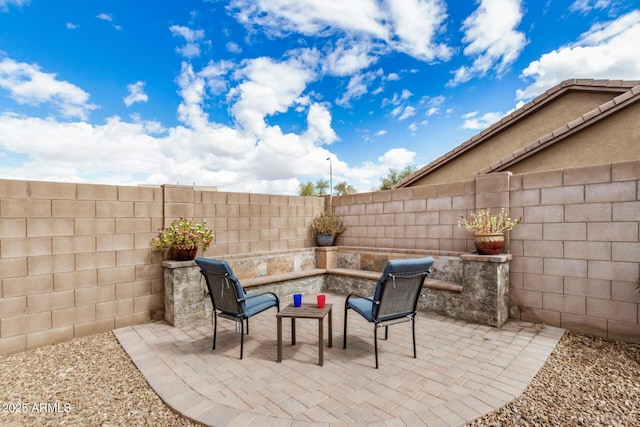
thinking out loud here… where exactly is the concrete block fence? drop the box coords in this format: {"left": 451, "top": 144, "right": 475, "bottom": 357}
{"left": 1, "top": 159, "right": 639, "bottom": 354}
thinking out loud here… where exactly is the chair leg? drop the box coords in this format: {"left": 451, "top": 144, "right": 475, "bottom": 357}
{"left": 374, "top": 326, "right": 379, "bottom": 369}
{"left": 246, "top": 317, "right": 249, "bottom": 335}
{"left": 240, "top": 320, "right": 244, "bottom": 360}
{"left": 212, "top": 310, "right": 217, "bottom": 350}
{"left": 412, "top": 315, "right": 417, "bottom": 358}
{"left": 343, "top": 305, "right": 349, "bottom": 349}
{"left": 384, "top": 325, "right": 389, "bottom": 340}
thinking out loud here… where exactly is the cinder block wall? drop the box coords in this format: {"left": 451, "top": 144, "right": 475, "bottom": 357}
{"left": 1, "top": 159, "right": 638, "bottom": 353}
{"left": 0, "top": 181, "right": 164, "bottom": 354}
{"left": 507, "top": 161, "right": 640, "bottom": 343}
{"left": 0, "top": 182, "right": 325, "bottom": 354}
{"left": 331, "top": 161, "right": 640, "bottom": 343}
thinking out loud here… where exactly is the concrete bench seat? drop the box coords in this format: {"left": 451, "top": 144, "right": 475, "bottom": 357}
{"left": 165, "top": 247, "right": 510, "bottom": 328}
{"left": 328, "top": 268, "right": 463, "bottom": 292}
{"left": 242, "top": 268, "right": 326, "bottom": 288}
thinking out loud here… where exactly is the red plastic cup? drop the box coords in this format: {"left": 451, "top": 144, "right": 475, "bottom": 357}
{"left": 317, "top": 294, "right": 326, "bottom": 308}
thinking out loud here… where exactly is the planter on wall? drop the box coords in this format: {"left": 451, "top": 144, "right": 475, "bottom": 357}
{"left": 315, "top": 233, "right": 335, "bottom": 247}
{"left": 473, "top": 233, "right": 505, "bottom": 255}
{"left": 170, "top": 245, "right": 198, "bottom": 261}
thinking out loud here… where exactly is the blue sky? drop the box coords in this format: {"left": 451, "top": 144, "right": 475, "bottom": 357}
{"left": 0, "top": 0, "right": 639, "bottom": 194}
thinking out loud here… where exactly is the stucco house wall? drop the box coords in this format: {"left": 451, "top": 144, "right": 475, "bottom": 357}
{"left": 400, "top": 80, "right": 640, "bottom": 187}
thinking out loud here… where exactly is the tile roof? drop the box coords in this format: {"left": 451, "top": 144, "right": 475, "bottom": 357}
{"left": 396, "top": 79, "right": 640, "bottom": 188}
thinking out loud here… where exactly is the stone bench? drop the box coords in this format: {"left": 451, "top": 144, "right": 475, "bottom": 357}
{"left": 163, "top": 247, "right": 510, "bottom": 328}
{"left": 242, "top": 268, "right": 326, "bottom": 288}
{"left": 327, "top": 268, "right": 463, "bottom": 292}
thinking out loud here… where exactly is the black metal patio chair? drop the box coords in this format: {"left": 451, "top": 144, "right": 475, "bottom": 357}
{"left": 195, "top": 257, "right": 280, "bottom": 359}
{"left": 343, "top": 257, "right": 435, "bottom": 368}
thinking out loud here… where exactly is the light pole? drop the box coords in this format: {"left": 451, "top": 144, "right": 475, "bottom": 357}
{"left": 326, "top": 157, "right": 332, "bottom": 196}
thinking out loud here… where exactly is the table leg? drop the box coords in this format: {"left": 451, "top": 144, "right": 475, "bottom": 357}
{"left": 277, "top": 317, "right": 282, "bottom": 363}
{"left": 328, "top": 307, "right": 333, "bottom": 348}
{"left": 290, "top": 318, "right": 296, "bottom": 345}
{"left": 318, "top": 318, "right": 324, "bottom": 366}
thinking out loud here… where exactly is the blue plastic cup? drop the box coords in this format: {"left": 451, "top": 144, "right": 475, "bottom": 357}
{"left": 293, "top": 293, "right": 302, "bottom": 307}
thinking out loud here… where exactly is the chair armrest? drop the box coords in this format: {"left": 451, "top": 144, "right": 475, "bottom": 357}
{"left": 239, "top": 291, "right": 279, "bottom": 303}
{"left": 346, "top": 293, "right": 378, "bottom": 305}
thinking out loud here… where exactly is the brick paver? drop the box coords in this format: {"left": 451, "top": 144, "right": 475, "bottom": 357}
{"left": 114, "top": 293, "right": 564, "bottom": 426}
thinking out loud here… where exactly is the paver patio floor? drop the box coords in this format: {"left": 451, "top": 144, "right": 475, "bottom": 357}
{"left": 114, "top": 293, "right": 564, "bottom": 426}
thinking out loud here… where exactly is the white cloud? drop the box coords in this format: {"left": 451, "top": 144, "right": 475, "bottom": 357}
{"left": 569, "top": 0, "right": 611, "bottom": 14}
{"left": 378, "top": 147, "right": 416, "bottom": 168}
{"left": 96, "top": 13, "right": 121, "bottom": 30}
{"left": 229, "top": 0, "right": 452, "bottom": 63}
{"left": 304, "top": 103, "right": 338, "bottom": 145}
{"left": 0, "top": 115, "right": 165, "bottom": 183}
{"left": 517, "top": 10, "right": 640, "bottom": 100}
{"left": 123, "top": 81, "right": 149, "bottom": 107}
{"left": 230, "top": 0, "right": 389, "bottom": 39}
{"left": 335, "top": 68, "right": 382, "bottom": 106}
{"left": 229, "top": 52, "right": 319, "bottom": 133}
{"left": 322, "top": 37, "right": 379, "bottom": 76}
{"left": 226, "top": 41, "right": 242, "bottom": 53}
{"left": 461, "top": 110, "right": 504, "bottom": 130}
{"left": 0, "top": 0, "right": 29, "bottom": 12}
{"left": 170, "top": 25, "right": 206, "bottom": 58}
{"left": 0, "top": 57, "right": 97, "bottom": 119}
{"left": 449, "top": 0, "right": 526, "bottom": 86}
{"left": 96, "top": 13, "right": 113, "bottom": 21}
{"left": 386, "top": 0, "right": 452, "bottom": 61}
{"left": 421, "top": 95, "right": 445, "bottom": 116}
{"left": 66, "top": 22, "right": 78, "bottom": 30}
{"left": 397, "top": 106, "right": 416, "bottom": 121}
{"left": 408, "top": 120, "right": 428, "bottom": 133}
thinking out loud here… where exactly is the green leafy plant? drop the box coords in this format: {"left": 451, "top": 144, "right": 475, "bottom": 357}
{"left": 151, "top": 218, "right": 214, "bottom": 252}
{"left": 310, "top": 211, "right": 346, "bottom": 235}
{"left": 458, "top": 208, "right": 522, "bottom": 234}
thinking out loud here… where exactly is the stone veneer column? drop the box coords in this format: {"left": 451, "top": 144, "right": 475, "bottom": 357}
{"left": 315, "top": 246, "right": 338, "bottom": 269}
{"left": 460, "top": 253, "right": 511, "bottom": 327}
{"left": 163, "top": 260, "right": 208, "bottom": 327}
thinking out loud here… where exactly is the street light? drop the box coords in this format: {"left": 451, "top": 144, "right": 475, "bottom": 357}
{"left": 326, "top": 156, "right": 332, "bottom": 196}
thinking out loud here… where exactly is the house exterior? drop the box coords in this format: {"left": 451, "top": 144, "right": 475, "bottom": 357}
{"left": 396, "top": 79, "right": 640, "bottom": 188}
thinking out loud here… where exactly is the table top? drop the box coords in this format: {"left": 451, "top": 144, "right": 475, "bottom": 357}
{"left": 276, "top": 303, "right": 333, "bottom": 319}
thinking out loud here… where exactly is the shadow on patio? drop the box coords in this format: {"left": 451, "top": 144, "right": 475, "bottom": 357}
{"left": 114, "top": 293, "right": 563, "bottom": 426}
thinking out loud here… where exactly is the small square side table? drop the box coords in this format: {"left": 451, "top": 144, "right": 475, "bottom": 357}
{"left": 276, "top": 302, "right": 333, "bottom": 366}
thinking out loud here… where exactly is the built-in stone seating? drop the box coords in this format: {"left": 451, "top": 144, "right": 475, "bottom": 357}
{"left": 163, "top": 246, "right": 511, "bottom": 329}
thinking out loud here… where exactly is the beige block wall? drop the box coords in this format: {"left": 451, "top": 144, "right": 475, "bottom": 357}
{"left": 508, "top": 160, "right": 640, "bottom": 343}
{"left": 1, "top": 160, "right": 638, "bottom": 353}
{"left": 0, "top": 180, "right": 164, "bottom": 354}
{"left": 0, "top": 182, "right": 324, "bottom": 354}
{"left": 332, "top": 162, "right": 639, "bottom": 343}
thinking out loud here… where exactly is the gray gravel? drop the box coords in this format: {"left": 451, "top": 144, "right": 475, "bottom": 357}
{"left": 470, "top": 331, "right": 640, "bottom": 426}
{"left": 1, "top": 330, "right": 638, "bottom": 426}
{"left": 0, "top": 332, "right": 196, "bottom": 427}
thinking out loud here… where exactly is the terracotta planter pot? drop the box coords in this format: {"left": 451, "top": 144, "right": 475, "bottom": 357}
{"left": 170, "top": 245, "right": 198, "bottom": 261}
{"left": 474, "top": 233, "right": 505, "bottom": 255}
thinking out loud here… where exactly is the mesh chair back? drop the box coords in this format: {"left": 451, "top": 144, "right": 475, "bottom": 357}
{"left": 373, "top": 257, "right": 435, "bottom": 321}
{"left": 195, "top": 258, "right": 246, "bottom": 315}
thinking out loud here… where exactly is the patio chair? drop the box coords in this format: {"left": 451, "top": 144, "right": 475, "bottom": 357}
{"left": 343, "top": 257, "right": 435, "bottom": 368}
{"left": 195, "top": 257, "right": 280, "bottom": 359}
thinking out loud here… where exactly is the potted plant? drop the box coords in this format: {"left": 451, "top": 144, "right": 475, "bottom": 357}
{"left": 458, "top": 208, "right": 522, "bottom": 255}
{"left": 310, "top": 211, "right": 346, "bottom": 246}
{"left": 151, "top": 218, "right": 214, "bottom": 261}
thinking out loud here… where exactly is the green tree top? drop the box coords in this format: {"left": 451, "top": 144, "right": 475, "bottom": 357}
{"left": 379, "top": 166, "right": 416, "bottom": 190}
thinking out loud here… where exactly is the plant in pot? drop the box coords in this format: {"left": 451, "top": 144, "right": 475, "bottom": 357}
{"left": 458, "top": 208, "right": 522, "bottom": 255}
{"left": 151, "top": 218, "right": 214, "bottom": 261}
{"left": 310, "top": 211, "right": 346, "bottom": 246}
